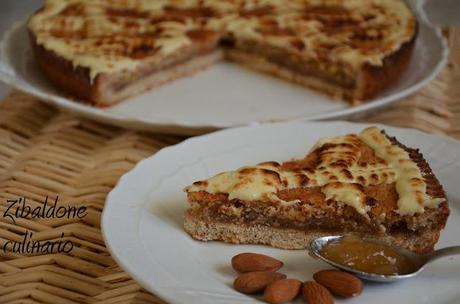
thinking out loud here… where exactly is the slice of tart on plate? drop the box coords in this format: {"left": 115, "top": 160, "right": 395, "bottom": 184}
{"left": 184, "top": 127, "right": 449, "bottom": 253}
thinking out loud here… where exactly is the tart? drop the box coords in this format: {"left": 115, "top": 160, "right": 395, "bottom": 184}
{"left": 184, "top": 127, "right": 449, "bottom": 253}
{"left": 28, "top": 0, "right": 416, "bottom": 106}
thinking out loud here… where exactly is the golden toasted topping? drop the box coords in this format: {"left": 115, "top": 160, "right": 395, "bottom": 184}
{"left": 322, "top": 182, "right": 368, "bottom": 214}
{"left": 186, "top": 127, "right": 444, "bottom": 216}
{"left": 28, "top": 0, "right": 219, "bottom": 80}
{"left": 358, "top": 127, "right": 445, "bottom": 215}
{"left": 29, "top": 0, "right": 416, "bottom": 81}
{"left": 227, "top": 0, "right": 415, "bottom": 72}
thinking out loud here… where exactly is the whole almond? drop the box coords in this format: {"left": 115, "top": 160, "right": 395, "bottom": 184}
{"left": 264, "top": 278, "right": 302, "bottom": 304}
{"left": 234, "top": 271, "right": 286, "bottom": 294}
{"left": 303, "top": 281, "right": 334, "bottom": 304}
{"left": 313, "top": 270, "right": 363, "bottom": 298}
{"left": 232, "top": 253, "right": 284, "bottom": 273}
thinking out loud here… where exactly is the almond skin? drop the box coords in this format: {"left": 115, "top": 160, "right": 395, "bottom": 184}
{"left": 303, "top": 281, "right": 334, "bottom": 304}
{"left": 234, "top": 271, "right": 286, "bottom": 294}
{"left": 313, "top": 270, "right": 363, "bottom": 298}
{"left": 232, "top": 253, "right": 284, "bottom": 273}
{"left": 264, "top": 278, "right": 302, "bottom": 304}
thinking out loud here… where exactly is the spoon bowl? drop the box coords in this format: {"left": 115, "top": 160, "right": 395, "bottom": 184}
{"left": 309, "top": 235, "right": 460, "bottom": 282}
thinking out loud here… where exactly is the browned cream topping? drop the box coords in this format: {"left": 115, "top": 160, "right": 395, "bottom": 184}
{"left": 185, "top": 127, "right": 445, "bottom": 216}
{"left": 29, "top": 0, "right": 416, "bottom": 81}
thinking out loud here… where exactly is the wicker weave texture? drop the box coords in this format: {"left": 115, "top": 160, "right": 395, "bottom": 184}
{"left": 0, "top": 29, "right": 459, "bottom": 304}
{"left": 0, "top": 95, "right": 181, "bottom": 303}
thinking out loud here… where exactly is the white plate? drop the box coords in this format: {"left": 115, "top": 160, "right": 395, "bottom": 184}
{"left": 0, "top": 1, "right": 448, "bottom": 135}
{"left": 102, "top": 121, "right": 460, "bottom": 304}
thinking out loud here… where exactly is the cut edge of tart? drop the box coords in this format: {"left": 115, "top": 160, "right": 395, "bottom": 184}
{"left": 183, "top": 127, "right": 449, "bottom": 254}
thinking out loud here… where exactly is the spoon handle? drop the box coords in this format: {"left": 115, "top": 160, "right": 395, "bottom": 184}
{"left": 426, "top": 246, "right": 460, "bottom": 263}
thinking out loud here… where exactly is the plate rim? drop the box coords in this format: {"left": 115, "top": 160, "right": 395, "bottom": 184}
{"left": 101, "top": 120, "right": 460, "bottom": 304}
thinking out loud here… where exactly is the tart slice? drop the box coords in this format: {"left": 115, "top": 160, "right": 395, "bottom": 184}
{"left": 184, "top": 127, "right": 449, "bottom": 253}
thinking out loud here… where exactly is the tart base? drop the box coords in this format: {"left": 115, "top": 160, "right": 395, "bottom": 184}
{"left": 185, "top": 207, "right": 442, "bottom": 254}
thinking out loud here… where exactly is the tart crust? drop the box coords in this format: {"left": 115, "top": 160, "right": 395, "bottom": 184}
{"left": 225, "top": 34, "right": 415, "bottom": 103}
{"left": 29, "top": 31, "right": 222, "bottom": 107}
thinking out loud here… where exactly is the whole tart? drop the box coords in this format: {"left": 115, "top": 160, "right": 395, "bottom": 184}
{"left": 28, "top": 0, "right": 417, "bottom": 106}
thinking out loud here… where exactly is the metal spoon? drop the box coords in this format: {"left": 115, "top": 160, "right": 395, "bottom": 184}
{"left": 309, "top": 235, "right": 460, "bottom": 282}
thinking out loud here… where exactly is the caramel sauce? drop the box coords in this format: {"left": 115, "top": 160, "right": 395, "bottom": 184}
{"left": 321, "top": 236, "right": 416, "bottom": 275}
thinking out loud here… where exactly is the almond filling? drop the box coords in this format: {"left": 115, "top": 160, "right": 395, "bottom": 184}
{"left": 227, "top": 40, "right": 357, "bottom": 89}
{"left": 187, "top": 181, "right": 443, "bottom": 237}
{"left": 108, "top": 46, "right": 219, "bottom": 92}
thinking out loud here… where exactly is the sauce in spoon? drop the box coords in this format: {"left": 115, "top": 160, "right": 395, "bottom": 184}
{"left": 320, "top": 235, "right": 416, "bottom": 275}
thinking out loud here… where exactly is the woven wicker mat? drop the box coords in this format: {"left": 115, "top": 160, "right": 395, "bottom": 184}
{"left": 0, "top": 29, "right": 459, "bottom": 304}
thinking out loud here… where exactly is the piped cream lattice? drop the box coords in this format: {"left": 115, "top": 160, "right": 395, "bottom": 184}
{"left": 185, "top": 127, "right": 444, "bottom": 216}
